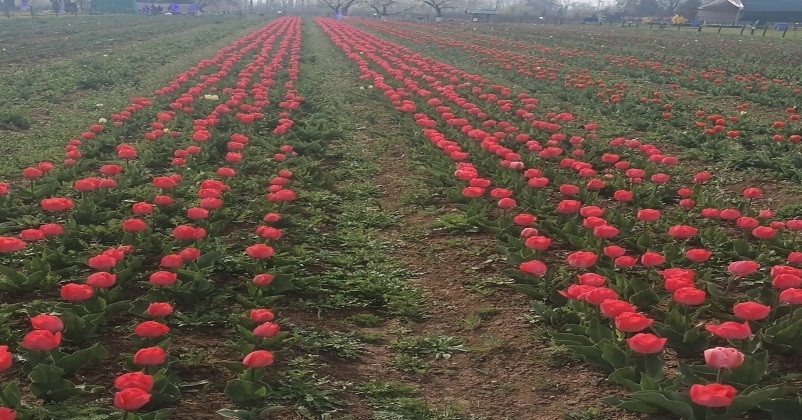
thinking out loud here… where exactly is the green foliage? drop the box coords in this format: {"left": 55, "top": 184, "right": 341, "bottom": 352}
{"left": 290, "top": 327, "right": 365, "bottom": 359}
{"left": 0, "top": 110, "right": 31, "bottom": 130}
{"left": 389, "top": 335, "right": 468, "bottom": 360}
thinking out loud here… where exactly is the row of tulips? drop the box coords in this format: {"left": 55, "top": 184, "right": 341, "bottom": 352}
{"left": 0, "top": 17, "right": 307, "bottom": 419}
{"left": 403, "top": 21, "right": 802, "bottom": 109}
{"left": 319, "top": 17, "right": 802, "bottom": 419}
{"left": 356, "top": 20, "right": 802, "bottom": 160}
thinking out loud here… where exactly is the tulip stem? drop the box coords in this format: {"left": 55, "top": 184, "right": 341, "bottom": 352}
{"left": 724, "top": 276, "right": 736, "bottom": 294}
{"left": 122, "top": 411, "right": 129, "bottom": 420}
{"left": 715, "top": 368, "right": 723, "bottom": 384}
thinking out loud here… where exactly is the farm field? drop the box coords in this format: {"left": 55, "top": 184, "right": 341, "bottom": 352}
{"left": 0, "top": 13, "right": 802, "bottom": 420}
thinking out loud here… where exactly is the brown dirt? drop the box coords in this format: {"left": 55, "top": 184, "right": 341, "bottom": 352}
{"left": 281, "top": 125, "right": 657, "bottom": 419}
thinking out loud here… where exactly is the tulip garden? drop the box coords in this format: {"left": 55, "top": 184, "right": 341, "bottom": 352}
{"left": 2, "top": 13, "right": 802, "bottom": 420}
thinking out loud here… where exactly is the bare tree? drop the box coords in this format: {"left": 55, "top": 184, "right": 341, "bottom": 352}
{"left": 655, "top": 0, "right": 683, "bottom": 14}
{"left": 420, "top": 0, "right": 457, "bottom": 17}
{"left": 319, "top": 0, "right": 359, "bottom": 13}
{"left": 367, "top": 0, "right": 412, "bottom": 15}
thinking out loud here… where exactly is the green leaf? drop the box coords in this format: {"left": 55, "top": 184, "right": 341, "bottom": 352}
{"left": 711, "top": 385, "right": 791, "bottom": 420}
{"left": 136, "top": 408, "right": 175, "bottom": 420}
{"left": 0, "top": 266, "right": 28, "bottom": 287}
{"left": 223, "top": 379, "right": 267, "bottom": 403}
{"left": 566, "top": 344, "right": 610, "bottom": 371}
{"left": 58, "top": 343, "right": 108, "bottom": 376}
{"left": 759, "top": 397, "right": 802, "bottom": 420}
{"left": 28, "top": 364, "right": 65, "bottom": 386}
{"left": 608, "top": 367, "right": 639, "bottom": 391}
{"left": 725, "top": 351, "right": 767, "bottom": 386}
{"left": 222, "top": 361, "right": 248, "bottom": 374}
{"left": 0, "top": 380, "right": 21, "bottom": 408}
{"left": 602, "top": 396, "right": 663, "bottom": 414}
{"left": 509, "top": 284, "right": 543, "bottom": 299}
{"left": 601, "top": 340, "right": 628, "bottom": 369}
{"left": 630, "top": 390, "right": 698, "bottom": 419}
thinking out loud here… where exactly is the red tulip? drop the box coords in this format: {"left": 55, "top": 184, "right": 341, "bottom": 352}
{"left": 704, "top": 347, "right": 744, "bottom": 369}
{"left": 668, "top": 225, "right": 697, "bottom": 239}
{"left": 0, "top": 237, "right": 26, "bottom": 253}
{"left": 114, "top": 372, "right": 154, "bottom": 391}
{"left": 566, "top": 251, "right": 597, "bottom": 268}
{"left": 612, "top": 190, "right": 633, "bottom": 201}
{"left": 243, "top": 350, "right": 274, "bottom": 368}
{"left": 0, "top": 346, "right": 11, "bottom": 370}
{"left": 113, "top": 388, "right": 152, "bottom": 410}
{"left": 122, "top": 219, "right": 148, "bottom": 232}
{"left": 593, "top": 225, "right": 619, "bottom": 238}
{"left": 253, "top": 322, "right": 281, "bottom": 338}
{"left": 133, "top": 347, "right": 165, "bottom": 365}
{"left": 20, "top": 229, "right": 45, "bottom": 242}
{"left": 249, "top": 309, "right": 275, "bottom": 322}
{"left": 61, "top": 283, "right": 93, "bottom": 301}
{"left": 664, "top": 276, "right": 695, "bottom": 292}
{"left": 579, "top": 206, "right": 604, "bottom": 218}
{"left": 614, "top": 256, "right": 638, "bottom": 267}
{"left": 253, "top": 273, "right": 274, "bottom": 285}
{"left": 519, "top": 260, "right": 547, "bottom": 276}
{"left": 154, "top": 195, "right": 174, "bottom": 206}
{"left": 172, "top": 225, "right": 205, "bottom": 240}
{"left": 513, "top": 213, "right": 536, "bottom": 226}
{"left": 87, "top": 254, "right": 117, "bottom": 270}
{"left": 187, "top": 207, "right": 209, "bottom": 220}
{"left": 461, "top": 187, "right": 483, "bottom": 197}
{"left": 179, "top": 248, "right": 201, "bottom": 260}
{"left": 627, "top": 333, "right": 667, "bottom": 354}
{"left": 584, "top": 287, "right": 618, "bottom": 305}
{"left": 732, "top": 302, "right": 771, "bottom": 320}
{"left": 690, "top": 383, "right": 736, "bottom": 408}
{"left": 599, "top": 299, "right": 636, "bottom": 318}
{"left": 40, "top": 223, "right": 64, "bottom": 236}
{"left": 614, "top": 312, "right": 654, "bottom": 332}
{"left": 578, "top": 273, "right": 606, "bottom": 286}
{"left": 132, "top": 202, "right": 153, "bottom": 215}
{"left": 640, "top": 252, "right": 665, "bottom": 267}
{"left": 686, "top": 248, "right": 712, "bottom": 262}
{"left": 21, "top": 330, "right": 61, "bottom": 350}
{"left": 0, "top": 408, "right": 15, "bottom": 420}
{"left": 30, "top": 314, "right": 63, "bottom": 333}
{"left": 86, "top": 272, "right": 116, "bottom": 288}
{"left": 146, "top": 302, "right": 174, "bottom": 317}
{"left": 149, "top": 271, "right": 178, "bottom": 286}
{"left": 728, "top": 260, "right": 759, "bottom": 277}
{"left": 152, "top": 176, "right": 177, "bottom": 189}
{"left": 752, "top": 226, "right": 776, "bottom": 239}
{"left": 603, "top": 246, "right": 626, "bottom": 258}
{"left": 742, "top": 188, "right": 762, "bottom": 199}
{"left": 780, "top": 288, "right": 802, "bottom": 304}
{"left": 556, "top": 199, "right": 580, "bottom": 213}
{"left": 674, "top": 287, "right": 706, "bottom": 305}
{"left": 637, "top": 209, "right": 661, "bottom": 221}
{"left": 134, "top": 321, "right": 170, "bottom": 337}
{"left": 263, "top": 213, "right": 281, "bottom": 223}
{"left": 705, "top": 321, "right": 752, "bottom": 339}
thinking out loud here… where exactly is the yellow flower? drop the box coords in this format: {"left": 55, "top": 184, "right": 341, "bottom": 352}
{"left": 98, "top": 118, "right": 107, "bottom": 124}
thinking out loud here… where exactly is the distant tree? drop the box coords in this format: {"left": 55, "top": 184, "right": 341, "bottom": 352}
{"left": 676, "top": 0, "right": 700, "bottom": 19}
{"left": 420, "top": 0, "right": 457, "bottom": 17}
{"left": 319, "top": 0, "right": 359, "bottom": 13}
{"left": 655, "top": 0, "right": 683, "bottom": 14}
{"left": 366, "top": 0, "right": 412, "bottom": 16}
{"left": 3, "top": 0, "right": 14, "bottom": 17}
